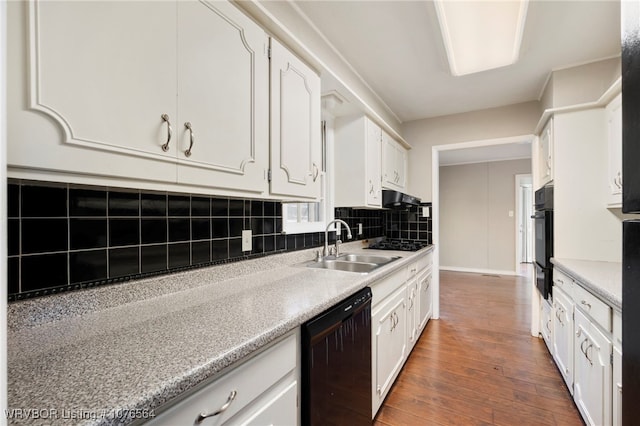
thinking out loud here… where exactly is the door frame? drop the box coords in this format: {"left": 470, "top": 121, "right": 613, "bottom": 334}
{"left": 431, "top": 134, "right": 535, "bottom": 327}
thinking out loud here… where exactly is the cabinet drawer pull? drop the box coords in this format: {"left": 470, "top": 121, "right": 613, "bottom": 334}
{"left": 581, "top": 300, "right": 592, "bottom": 310}
{"left": 312, "top": 163, "right": 319, "bottom": 182}
{"left": 585, "top": 344, "right": 594, "bottom": 365}
{"left": 617, "top": 383, "right": 622, "bottom": 393}
{"left": 184, "top": 122, "right": 195, "bottom": 157}
{"left": 161, "top": 114, "right": 172, "bottom": 152}
{"left": 615, "top": 172, "right": 622, "bottom": 189}
{"left": 195, "top": 390, "right": 237, "bottom": 423}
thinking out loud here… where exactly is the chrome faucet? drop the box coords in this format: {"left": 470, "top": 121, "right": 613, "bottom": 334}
{"left": 324, "top": 219, "right": 353, "bottom": 258}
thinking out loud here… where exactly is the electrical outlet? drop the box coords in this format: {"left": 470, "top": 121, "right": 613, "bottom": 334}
{"left": 358, "top": 223, "right": 363, "bottom": 235}
{"left": 422, "top": 207, "right": 430, "bottom": 218}
{"left": 242, "top": 230, "right": 252, "bottom": 251}
{"left": 508, "top": 210, "right": 514, "bottom": 217}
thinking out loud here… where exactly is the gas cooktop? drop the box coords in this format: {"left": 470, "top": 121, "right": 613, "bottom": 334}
{"left": 367, "top": 239, "right": 429, "bottom": 252}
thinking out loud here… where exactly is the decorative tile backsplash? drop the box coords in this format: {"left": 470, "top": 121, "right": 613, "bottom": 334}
{"left": 6, "top": 180, "right": 431, "bottom": 301}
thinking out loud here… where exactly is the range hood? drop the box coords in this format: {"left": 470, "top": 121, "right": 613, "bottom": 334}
{"left": 382, "top": 190, "right": 421, "bottom": 209}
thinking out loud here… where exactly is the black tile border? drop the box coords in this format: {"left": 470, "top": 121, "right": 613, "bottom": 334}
{"left": 8, "top": 180, "right": 385, "bottom": 301}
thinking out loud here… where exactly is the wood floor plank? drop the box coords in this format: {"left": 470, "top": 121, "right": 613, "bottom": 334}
{"left": 373, "top": 269, "right": 583, "bottom": 426}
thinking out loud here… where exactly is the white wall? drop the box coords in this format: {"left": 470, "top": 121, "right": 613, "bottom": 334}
{"left": 403, "top": 101, "right": 540, "bottom": 201}
{"left": 439, "top": 159, "right": 532, "bottom": 273}
{"left": 539, "top": 57, "right": 620, "bottom": 112}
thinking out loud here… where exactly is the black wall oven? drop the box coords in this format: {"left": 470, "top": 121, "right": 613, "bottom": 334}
{"left": 533, "top": 184, "right": 553, "bottom": 299}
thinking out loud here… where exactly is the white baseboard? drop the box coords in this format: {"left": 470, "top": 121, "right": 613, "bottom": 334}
{"left": 439, "top": 266, "right": 518, "bottom": 276}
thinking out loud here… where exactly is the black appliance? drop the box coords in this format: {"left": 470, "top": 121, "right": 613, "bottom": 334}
{"left": 532, "top": 184, "right": 553, "bottom": 299}
{"left": 621, "top": 1, "right": 640, "bottom": 422}
{"left": 301, "top": 287, "right": 372, "bottom": 426}
{"left": 367, "top": 238, "right": 429, "bottom": 252}
{"left": 382, "top": 189, "right": 421, "bottom": 209}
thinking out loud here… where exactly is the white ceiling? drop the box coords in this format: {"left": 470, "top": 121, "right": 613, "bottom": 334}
{"left": 293, "top": 0, "right": 621, "bottom": 123}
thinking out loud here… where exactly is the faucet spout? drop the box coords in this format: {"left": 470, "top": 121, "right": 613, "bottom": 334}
{"left": 324, "top": 219, "right": 353, "bottom": 257}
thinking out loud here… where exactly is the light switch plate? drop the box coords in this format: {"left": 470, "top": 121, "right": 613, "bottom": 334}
{"left": 242, "top": 230, "right": 252, "bottom": 251}
{"left": 508, "top": 210, "right": 514, "bottom": 217}
{"left": 421, "top": 207, "right": 430, "bottom": 218}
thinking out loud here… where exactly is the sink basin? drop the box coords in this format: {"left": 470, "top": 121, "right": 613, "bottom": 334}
{"left": 306, "top": 253, "right": 399, "bottom": 274}
{"left": 307, "top": 259, "right": 380, "bottom": 273}
{"left": 336, "top": 253, "right": 399, "bottom": 265}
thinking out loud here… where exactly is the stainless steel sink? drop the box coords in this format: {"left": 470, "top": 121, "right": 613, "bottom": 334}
{"left": 307, "top": 259, "right": 380, "bottom": 273}
{"left": 306, "top": 253, "right": 399, "bottom": 274}
{"left": 336, "top": 253, "right": 399, "bottom": 265}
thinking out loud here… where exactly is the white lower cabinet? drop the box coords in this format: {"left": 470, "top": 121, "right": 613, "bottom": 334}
{"left": 417, "top": 267, "right": 433, "bottom": 333}
{"left": 552, "top": 286, "right": 574, "bottom": 392}
{"left": 612, "top": 344, "right": 622, "bottom": 426}
{"left": 149, "top": 332, "right": 298, "bottom": 426}
{"left": 540, "top": 298, "right": 554, "bottom": 355}
{"left": 370, "top": 251, "right": 433, "bottom": 418}
{"left": 574, "top": 309, "right": 612, "bottom": 426}
{"left": 548, "top": 268, "right": 621, "bottom": 426}
{"left": 372, "top": 285, "right": 407, "bottom": 416}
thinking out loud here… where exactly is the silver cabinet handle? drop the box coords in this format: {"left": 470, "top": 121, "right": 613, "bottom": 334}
{"left": 184, "top": 122, "right": 195, "bottom": 157}
{"left": 161, "top": 114, "right": 172, "bottom": 152}
{"left": 390, "top": 313, "right": 395, "bottom": 332}
{"left": 615, "top": 172, "right": 623, "bottom": 189}
{"left": 580, "top": 338, "right": 588, "bottom": 357}
{"left": 581, "top": 300, "right": 592, "bottom": 310}
{"left": 195, "top": 390, "right": 237, "bottom": 424}
{"left": 312, "top": 163, "right": 319, "bottom": 182}
{"left": 546, "top": 319, "right": 552, "bottom": 333}
{"left": 585, "top": 344, "right": 594, "bottom": 365}
{"left": 617, "top": 383, "right": 623, "bottom": 393}
{"left": 369, "top": 180, "right": 374, "bottom": 194}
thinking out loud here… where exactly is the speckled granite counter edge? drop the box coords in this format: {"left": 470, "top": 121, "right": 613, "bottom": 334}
{"left": 8, "top": 242, "right": 434, "bottom": 426}
{"left": 552, "top": 258, "right": 622, "bottom": 311}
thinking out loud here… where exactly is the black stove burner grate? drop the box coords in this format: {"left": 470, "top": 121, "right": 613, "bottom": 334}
{"left": 367, "top": 239, "right": 429, "bottom": 252}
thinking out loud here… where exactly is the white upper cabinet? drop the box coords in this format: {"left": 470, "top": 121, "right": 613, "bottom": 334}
{"left": 8, "top": 0, "right": 179, "bottom": 183}
{"left": 176, "top": 0, "right": 269, "bottom": 195}
{"left": 334, "top": 115, "right": 382, "bottom": 208}
{"left": 382, "top": 132, "right": 407, "bottom": 191}
{"left": 606, "top": 93, "right": 622, "bottom": 207}
{"left": 29, "top": 1, "right": 178, "bottom": 160}
{"left": 269, "top": 38, "right": 322, "bottom": 200}
{"left": 537, "top": 117, "right": 554, "bottom": 188}
{"left": 12, "top": 1, "right": 325, "bottom": 199}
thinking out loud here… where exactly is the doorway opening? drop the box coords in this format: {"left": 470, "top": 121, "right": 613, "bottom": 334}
{"left": 515, "top": 174, "right": 534, "bottom": 274}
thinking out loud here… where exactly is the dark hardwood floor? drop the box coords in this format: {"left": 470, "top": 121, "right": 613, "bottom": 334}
{"left": 373, "top": 269, "right": 584, "bottom": 426}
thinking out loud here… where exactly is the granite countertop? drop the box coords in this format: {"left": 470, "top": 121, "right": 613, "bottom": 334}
{"left": 7, "top": 241, "right": 433, "bottom": 426}
{"left": 551, "top": 258, "right": 622, "bottom": 312}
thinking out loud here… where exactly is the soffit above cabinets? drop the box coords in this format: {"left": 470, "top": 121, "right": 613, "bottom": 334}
{"left": 292, "top": 0, "right": 620, "bottom": 122}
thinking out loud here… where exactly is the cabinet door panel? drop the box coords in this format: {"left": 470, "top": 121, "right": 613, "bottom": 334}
{"left": 372, "top": 288, "right": 407, "bottom": 415}
{"left": 613, "top": 345, "right": 622, "bottom": 426}
{"left": 235, "top": 381, "right": 297, "bottom": 426}
{"left": 30, "top": 0, "right": 177, "bottom": 160}
{"left": 552, "top": 287, "right": 573, "bottom": 392}
{"left": 574, "top": 310, "right": 612, "bottom": 426}
{"left": 177, "top": 0, "right": 268, "bottom": 194}
{"left": 270, "top": 39, "right": 321, "bottom": 199}
{"left": 607, "top": 93, "right": 622, "bottom": 206}
{"left": 366, "top": 119, "right": 382, "bottom": 207}
{"left": 418, "top": 269, "right": 433, "bottom": 332}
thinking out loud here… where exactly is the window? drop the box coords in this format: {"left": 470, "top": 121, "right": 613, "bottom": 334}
{"left": 282, "top": 199, "right": 332, "bottom": 234}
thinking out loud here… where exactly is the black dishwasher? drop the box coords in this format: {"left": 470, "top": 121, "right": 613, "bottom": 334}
{"left": 302, "top": 287, "right": 372, "bottom": 426}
